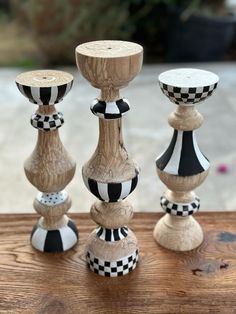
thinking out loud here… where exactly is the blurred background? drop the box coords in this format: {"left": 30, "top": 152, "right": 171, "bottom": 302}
{"left": 1, "top": 0, "right": 236, "bottom": 66}
{"left": 1, "top": 0, "right": 236, "bottom": 213}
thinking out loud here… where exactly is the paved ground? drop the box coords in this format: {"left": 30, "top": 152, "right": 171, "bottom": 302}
{"left": 1, "top": 63, "right": 236, "bottom": 213}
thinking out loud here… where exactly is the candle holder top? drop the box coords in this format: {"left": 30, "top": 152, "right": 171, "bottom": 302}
{"left": 75, "top": 40, "right": 143, "bottom": 96}
{"left": 16, "top": 70, "right": 73, "bottom": 105}
{"left": 159, "top": 68, "right": 219, "bottom": 106}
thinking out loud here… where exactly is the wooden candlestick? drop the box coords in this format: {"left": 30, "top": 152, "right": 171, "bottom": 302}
{"left": 154, "top": 68, "right": 219, "bottom": 251}
{"left": 15, "top": 70, "right": 78, "bottom": 252}
{"left": 76, "top": 40, "right": 143, "bottom": 276}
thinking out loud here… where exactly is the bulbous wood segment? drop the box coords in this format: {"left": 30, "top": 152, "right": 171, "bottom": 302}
{"left": 83, "top": 118, "right": 138, "bottom": 183}
{"left": 24, "top": 129, "right": 76, "bottom": 192}
{"left": 154, "top": 68, "right": 219, "bottom": 251}
{"left": 76, "top": 40, "right": 143, "bottom": 276}
{"left": 15, "top": 69, "right": 78, "bottom": 253}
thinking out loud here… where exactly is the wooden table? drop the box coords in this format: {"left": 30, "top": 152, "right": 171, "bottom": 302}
{"left": 1, "top": 212, "right": 236, "bottom": 314}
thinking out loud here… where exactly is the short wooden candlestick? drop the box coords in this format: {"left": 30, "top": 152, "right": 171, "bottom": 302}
{"left": 76, "top": 40, "right": 143, "bottom": 276}
{"left": 16, "top": 70, "right": 78, "bottom": 252}
{"left": 154, "top": 68, "right": 219, "bottom": 251}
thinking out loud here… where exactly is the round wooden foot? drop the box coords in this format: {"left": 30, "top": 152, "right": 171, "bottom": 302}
{"left": 31, "top": 219, "right": 78, "bottom": 252}
{"left": 86, "top": 229, "right": 138, "bottom": 277}
{"left": 153, "top": 214, "right": 203, "bottom": 251}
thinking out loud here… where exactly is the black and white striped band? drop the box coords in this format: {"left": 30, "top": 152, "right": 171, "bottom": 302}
{"left": 96, "top": 226, "right": 128, "bottom": 242}
{"left": 160, "top": 195, "right": 200, "bottom": 216}
{"left": 16, "top": 81, "right": 73, "bottom": 105}
{"left": 87, "top": 249, "right": 138, "bottom": 277}
{"left": 83, "top": 173, "right": 138, "bottom": 202}
{"left": 31, "top": 219, "right": 78, "bottom": 252}
{"left": 31, "top": 112, "right": 64, "bottom": 131}
{"left": 90, "top": 98, "right": 130, "bottom": 119}
{"left": 156, "top": 130, "right": 209, "bottom": 176}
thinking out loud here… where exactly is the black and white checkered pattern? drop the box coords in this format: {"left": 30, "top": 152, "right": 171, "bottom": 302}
{"left": 96, "top": 226, "right": 128, "bottom": 241}
{"left": 31, "top": 112, "right": 64, "bottom": 131}
{"left": 90, "top": 98, "right": 130, "bottom": 119}
{"left": 87, "top": 249, "right": 138, "bottom": 277}
{"left": 160, "top": 195, "right": 200, "bottom": 216}
{"left": 83, "top": 172, "right": 138, "bottom": 202}
{"left": 159, "top": 82, "right": 218, "bottom": 106}
{"left": 16, "top": 80, "right": 73, "bottom": 105}
{"left": 31, "top": 219, "right": 78, "bottom": 252}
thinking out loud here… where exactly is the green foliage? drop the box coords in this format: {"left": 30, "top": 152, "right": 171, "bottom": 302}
{"left": 25, "top": 0, "right": 132, "bottom": 65}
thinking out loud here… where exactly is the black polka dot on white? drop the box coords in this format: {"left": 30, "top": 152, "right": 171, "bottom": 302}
{"left": 37, "top": 190, "right": 68, "bottom": 206}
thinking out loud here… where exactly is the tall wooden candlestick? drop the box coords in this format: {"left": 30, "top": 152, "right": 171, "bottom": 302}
{"left": 16, "top": 70, "right": 78, "bottom": 252}
{"left": 154, "top": 68, "right": 219, "bottom": 251}
{"left": 76, "top": 40, "right": 143, "bottom": 276}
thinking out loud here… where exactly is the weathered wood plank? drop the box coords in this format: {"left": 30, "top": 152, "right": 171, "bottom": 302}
{"left": 0, "top": 212, "right": 235, "bottom": 313}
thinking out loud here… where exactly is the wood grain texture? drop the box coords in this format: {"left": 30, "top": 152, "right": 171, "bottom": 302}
{"left": 75, "top": 41, "right": 143, "bottom": 267}
{"left": 83, "top": 118, "right": 138, "bottom": 182}
{"left": 0, "top": 212, "right": 236, "bottom": 314}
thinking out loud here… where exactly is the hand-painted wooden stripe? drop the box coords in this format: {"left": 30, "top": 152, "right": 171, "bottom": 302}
{"left": 116, "top": 98, "right": 130, "bottom": 112}
{"left": 192, "top": 131, "right": 210, "bottom": 171}
{"left": 178, "top": 131, "right": 205, "bottom": 176}
{"left": 96, "top": 227, "right": 128, "bottom": 242}
{"left": 67, "top": 219, "right": 79, "bottom": 238}
{"left": 108, "top": 183, "right": 122, "bottom": 202}
{"left": 85, "top": 174, "right": 138, "bottom": 202}
{"left": 60, "top": 223, "right": 78, "bottom": 251}
{"left": 40, "top": 87, "right": 52, "bottom": 105}
{"left": 156, "top": 130, "right": 209, "bottom": 176}
{"left": 57, "top": 84, "right": 67, "bottom": 101}
{"left": 22, "top": 85, "right": 34, "bottom": 102}
{"left": 88, "top": 179, "right": 103, "bottom": 201}
{"left": 156, "top": 129, "right": 178, "bottom": 171}
{"left": 130, "top": 175, "right": 138, "bottom": 194}
{"left": 31, "top": 227, "right": 47, "bottom": 252}
{"left": 44, "top": 230, "right": 63, "bottom": 252}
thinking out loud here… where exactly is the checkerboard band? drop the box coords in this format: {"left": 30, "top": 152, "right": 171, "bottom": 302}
{"left": 156, "top": 130, "right": 209, "bottom": 176}
{"left": 31, "top": 219, "right": 78, "bottom": 252}
{"left": 159, "top": 82, "right": 218, "bottom": 106}
{"left": 83, "top": 172, "right": 139, "bottom": 202}
{"left": 90, "top": 98, "right": 130, "bottom": 119}
{"left": 87, "top": 249, "right": 138, "bottom": 277}
{"left": 16, "top": 80, "right": 73, "bottom": 105}
{"left": 96, "top": 226, "right": 128, "bottom": 242}
{"left": 31, "top": 112, "right": 64, "bottom": 131}
{"left": 160, "top": 195, "right": 200, "bottom": 216}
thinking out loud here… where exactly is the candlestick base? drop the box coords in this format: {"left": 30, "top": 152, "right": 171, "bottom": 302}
{"left": 86, "top": 229, "right": 138, "bottom": 277}
{"left": 31, "top": 219, "right": 78, "bottom": 252}
{"left": 153, "top": 214, "right": 203, "bottom": 251}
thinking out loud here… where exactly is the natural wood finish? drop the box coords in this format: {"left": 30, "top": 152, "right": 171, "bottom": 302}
{"left": 154, "top": 214, "right": 204, "bottom": 251}
{"left": 16, "top": 69, "right": 77, "bottom": 252}
{"left": 75, "top": 40, "right": 143, "bottom": 94}
{"left": 153, "top": 68, "right": 219, "bottom": 251}
{"left": 168, "top": 106, "right": 203, "bottom": 131}
{"left": 86, "top": 229, "right": 138, "bottom": 261}
{"left": 83, "top": 118, "right": 138, "bottom": 182}
{"left": 90, "top": 200, "right": 133, "bottom": 229}
{"left": 15, "top": 69, "right": 73, "bottom": 87}
{"left": 76, "top": 40, "right": 143, "bottom": 270}
{"left": 1, "top": 212, "right": 236, "bottom": 314}
{"left": 24, "top": 128, "right": 76, "bottom": 192}
{"left": 34, "top": 197, "right": 71, "bottom": 230}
